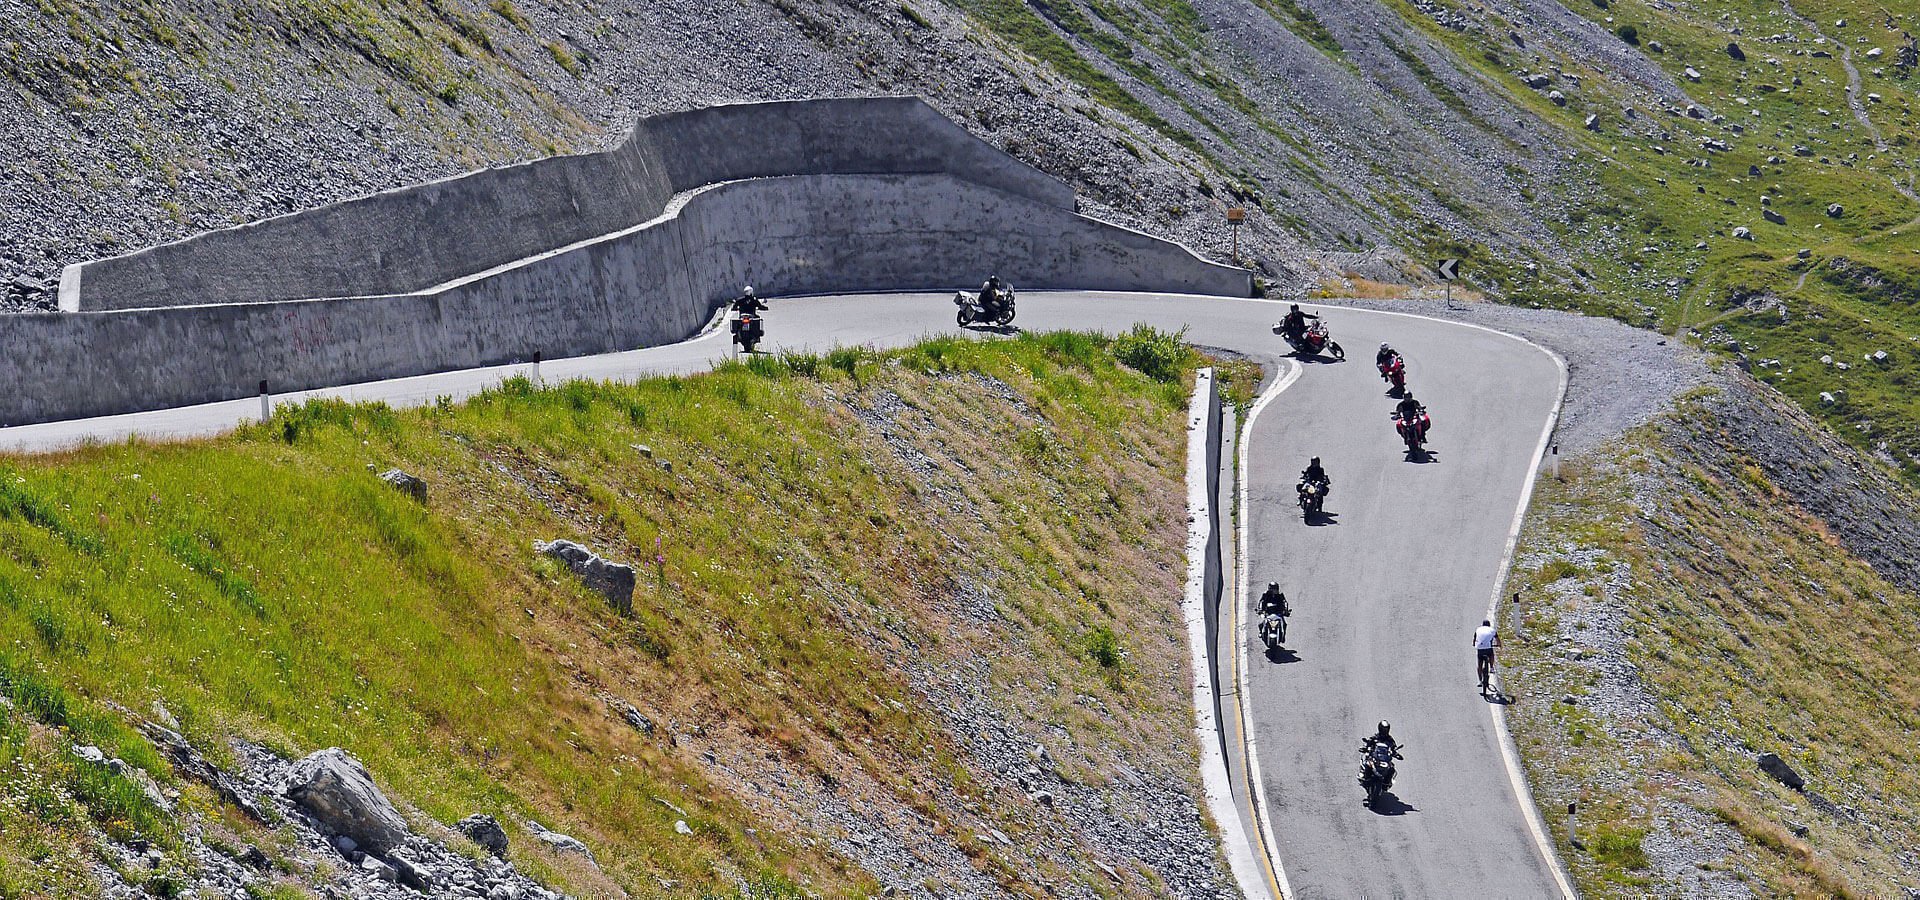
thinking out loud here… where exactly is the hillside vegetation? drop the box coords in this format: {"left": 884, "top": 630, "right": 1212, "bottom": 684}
{"left": 0, "top": 332, "right": 1249, "bottom": 898}
{"left": 1506, "top": 373, "right": 1920, "bottom": 896}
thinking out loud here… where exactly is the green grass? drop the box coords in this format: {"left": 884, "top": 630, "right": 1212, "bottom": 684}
{"left": 1504, "top": 394, "right": 1920, "bottom": 896}
{"left": 0, "top": 332, "right": 1215, "bottom": 896}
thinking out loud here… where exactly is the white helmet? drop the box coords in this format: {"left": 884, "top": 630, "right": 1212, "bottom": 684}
{"left": 1380, "top": 342, "right": 1391, "bottom": 351}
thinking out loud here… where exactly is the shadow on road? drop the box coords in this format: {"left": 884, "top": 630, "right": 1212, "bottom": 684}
{"left": 1263, "top": 645, "right": 1302, "bottom": 664}
{"left": 1405, "top": 449, "right": 1441, "bottom": 465}
{"left": 1369, "top": 793, "right": 1418, "bottom": 816}
{"left": 1292, "top": 352, "right": 1345, "bottom": 365}
{"left": 962, "top": 324, "right": 1021, "bottom": 335}
{"left": 1482, "top": 689, "right": 1513, "bottom": 706}
{"left": 1305, "top": 509, "right": 1340, "bottom": 527}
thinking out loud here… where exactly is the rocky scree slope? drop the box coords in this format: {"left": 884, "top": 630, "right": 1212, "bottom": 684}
{"left": 0, "top": 333, "right": 1241, "bottom": 898}
{"left": 1505, "top": 368, "right": 1920, "bottom": 897}
{"left": 0, "top": 0, "right": 1583, "bottom": 311}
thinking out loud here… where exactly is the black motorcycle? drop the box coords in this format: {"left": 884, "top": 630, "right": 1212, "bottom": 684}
{"left": 956, "top": 286, "right": 1017, "bottom": 327}
{"left": 1359, "top": 739, "right": 1404, "bottom": 807}
{"left": 730, "top": 309, "right": 764, "bottom": 353}
{"left": 1296, "top": 479, "right": 1327, "bottom": 519}
{"left": 1259, "top": 611, "right": 1287, "bottom": 651}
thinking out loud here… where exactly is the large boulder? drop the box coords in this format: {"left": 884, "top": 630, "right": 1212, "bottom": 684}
{"left": 1757, "top": 752, "right": 1805, "bottom": 790}
{"left": 284, "top": 748, "right": 410, "bottom": 854}
{"left": 458, "top": 814, "right": 510, "bottom": 857}
{"left": 535, "top": 540, "right": 636, "bottom": 615}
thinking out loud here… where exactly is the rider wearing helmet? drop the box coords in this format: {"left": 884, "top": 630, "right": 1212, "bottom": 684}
{"left": 1300, "top": 456, "right": 1331, "bottom": 491}
{"left": 980, "top": 274, "right": 1006, "bottom": 312}
{"left": 1394, "top": 391, "right": 1426, "bottom": 423}
{"left": 1363, "top": 720, "right": 1401, "bottom": 753}
{"left": 1279, "top": 303, "right": 1318, "bottom": 343}
{"left": 1376, "top": 342, "right": 1400, "bottom": 368}
{"left": 731, "top": 284, "right": 767, "bottom": 315}
{"left": 1259, "top": 582, "right": 1291, "bottom": 617}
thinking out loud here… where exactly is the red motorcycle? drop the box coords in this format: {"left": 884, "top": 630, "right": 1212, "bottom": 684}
{"left": 1394, "top": 408, "right": 1430, "bottom": 457}
{"left": 1378, "top": 355, "right": 1406, "bottom": 396}
{"left": 1277, "top": 320, "right": 1346, "bottom": 360}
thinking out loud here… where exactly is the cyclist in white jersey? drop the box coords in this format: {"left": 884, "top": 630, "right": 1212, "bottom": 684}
{"left": 1474, "top": 620, "right": 1501, "bottom": 694}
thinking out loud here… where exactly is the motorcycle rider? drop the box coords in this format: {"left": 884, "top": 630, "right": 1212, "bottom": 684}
{"left": 1376, "top": 342, "right": 1399, "bottom": 369}
{"left": 1279, "top": 303, "right": 1318, "bottom": 344}
{"left": 1259, "top": 582, "right": 1291, "bottom": 618}
{"left": 731, "top": 285, "right": 767, "bottom": 316}
{"left": 1361, "top": 720, "right": 1401, "bottom": 755}
{"left": 979, "top": 274, "right": 1007, "bottom": 315}
{"left": 1300, "top": 456, "right": 1331, "bottom": 493}
{"left": 1394, "top": 391, "right": 1428, "bottom": 439}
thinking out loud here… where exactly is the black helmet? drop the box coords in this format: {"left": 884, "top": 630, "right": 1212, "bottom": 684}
{"left": 1309, "top": 456, "right": 1321, "bottom": 467}
{"left": 1403, "top": 392, "right": 1415, "bottom": 403}
{"left": 1290, "top": 303, "right": 1301, "bottom": 312}
{"left": 1377, "top": 721, "right": 1392, "bottom": 736}
{"left": 1268, "top": 581, "right": 1280, "bottom": 592}
{"left": 1380, "top": 342, "right": 1392, "bottom": 352}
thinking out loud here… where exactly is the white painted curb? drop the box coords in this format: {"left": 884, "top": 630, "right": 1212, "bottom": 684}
{"left": 1185, "top": 368, "right": 1269, "bottom": 897}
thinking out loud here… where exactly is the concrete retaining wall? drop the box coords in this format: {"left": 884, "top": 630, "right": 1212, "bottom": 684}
{"left": 62, "top": 97, "right": 1074, "bottom": 312}
{"left": 2, "top": 173, "right": 1247, "bottom": 425}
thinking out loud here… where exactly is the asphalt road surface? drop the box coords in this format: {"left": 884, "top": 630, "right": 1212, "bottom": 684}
{"left": 0, "top": 291, "right": 1567, "bottom": 897}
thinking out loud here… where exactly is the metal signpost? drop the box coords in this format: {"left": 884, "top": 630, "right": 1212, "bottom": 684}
{"left": 1227, "top": 206, "right": 1246, "bottom": 262}
{"left": 1437, "top": 257, "right": 1461, "bottom": 309}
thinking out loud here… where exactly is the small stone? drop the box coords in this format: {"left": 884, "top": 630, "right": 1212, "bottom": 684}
{"left": 535, "top": 540, "right": 636, "bottom": 615}
{"left": 1733, "top": 226, "right": 1753, "bottom": 240}
{"left": 674, "top": 819, "right": 692, "bottom": 835}
{"left": 1684, "top": 67, "right": 1702, "bottom": 81}
{"left": 1726, "top": 41, "right": 1746, "bottom": 61}
{"left": 1030, "top": 789, "right": 1055, "bottom": 806}
{"left": 1548, "top": 90, "right": 1566, "bottom": 106}
{"left": 1827, "top": 203, "right": 1844, "bottom": 218}
{"left": 377, "top": 468, "right": 428, "bottom": 503}
{"left": 1798, "top": 249, "right": 1812, "bottom": 259}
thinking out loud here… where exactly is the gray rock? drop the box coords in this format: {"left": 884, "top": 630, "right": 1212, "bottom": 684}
{"left": 1726, "top": 41, "right": 1746, "bottom": 61}
{"left": 360, "top": 854, "right": 399, "bottom": 883}
{"left": 526, "top": 820, "right": 596, "bottom": 864}
{"left": 1764, "top": 208, "right": 1786, "bottom": 225}
{"left": 1548, "top": 90, "right": 1566, "bottom": 106}
{"left": 457, "top": 814, "right": 510, "bottom": 857}
{"left": 284, "top": 748, "right": 410, "bottom": 854}
{"left": 1827, "top": 203, "right": 1844, "bottom": 218}
{"left": 1757, "top": 752, "right": 1805, "bottom": 790}
{"left": 1797, "top": 249, "right": 1812, "bottom": 259}
{"left": 1733, "top": 226, "right": 1753, "bottom": 240}
{"left": 603, "top": 696, "right": 654, "bottom": 736}
{"left": 535, "top": 540, "right": 636, "bottom": 615}
{"left": 378, "top": 468, "right": 428, "bottom": 503}
{"left": 1583, "top": 114, "right": 1599, "bottom": 131}
{"left": 1684, "top": 66, "right": 1701, "bottom": 81}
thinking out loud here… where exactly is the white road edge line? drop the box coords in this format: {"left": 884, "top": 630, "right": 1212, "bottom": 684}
{"left": 1229, "top": 298, "right": 1579, "bottom": 899}
{"left": 1235, "top": 359, "right": 1302, "bottom": 900}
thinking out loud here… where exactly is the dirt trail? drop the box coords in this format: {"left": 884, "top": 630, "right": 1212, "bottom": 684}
{"left": 1780, "top": 0, "right": 1919, "bottom": 203}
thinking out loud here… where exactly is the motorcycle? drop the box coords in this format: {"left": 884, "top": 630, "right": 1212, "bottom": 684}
{"left": 1276, "top": 320, "right": 1345, "bottom": 360}
{"left": 1378, "top": 355, "right": 1406, "bottom": 395}
{"left": 955, "top": 287, "right": 1017, "bottom": 327}
{"left": 1359, "top": 739, "right": 1404, "bottom": 807}
{"left": 1394, "top": 408, "right": 1431, "bottom": 457}
{"left": 1259, "top": 612, "right": 1287, "bottom": 651}
{"left": 1296, "top": 478, "right": 1327, "bottom": 519}
{"left": 730, "top": 310, "right": 764, "bottom": 353}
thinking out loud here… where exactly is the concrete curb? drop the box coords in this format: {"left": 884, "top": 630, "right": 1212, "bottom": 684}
{"left": 1185, "top": 368, "right": 1270, "bottom": 899}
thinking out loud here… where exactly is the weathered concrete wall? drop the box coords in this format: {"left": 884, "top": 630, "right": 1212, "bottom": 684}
{"left": 3, "top": 173, "right": 1247, "bottom": 425}
{"left": 62, "top": 97, "right": 1074, "bottom": 312}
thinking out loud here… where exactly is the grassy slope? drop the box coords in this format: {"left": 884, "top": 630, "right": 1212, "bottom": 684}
{"left": 1504, "top": 382, "right": 1920, "bottom": 895}
{"left": 0, "top": 332, "right": 1228, "bottom": 898}
{"left": 1368, "top": 0, "right": 1920, "bottom": 474}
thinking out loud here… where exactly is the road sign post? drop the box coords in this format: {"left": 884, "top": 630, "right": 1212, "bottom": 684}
{"left": 1436, "top": 258, "right": 1462, "bottom": 309}
{"left": 1226, "top": 207, "right": 1246, "bottom": 263}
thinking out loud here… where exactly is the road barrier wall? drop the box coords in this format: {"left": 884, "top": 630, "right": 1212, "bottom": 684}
{"left": 16, "top": 97, "right": 1249, "bottom": 426}
{"left": 60, "top": 97, "right": 1075, "bottom": 312}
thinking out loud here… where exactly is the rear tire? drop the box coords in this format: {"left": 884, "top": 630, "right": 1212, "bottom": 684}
{"left": 741, "top": 336, "right": 759, "bottom": 353}
{"left": 997, "top": 306, "right": 1016, "bottom": 326}
{"left": 956, "top": 308, "right": 971, "bottom": 327}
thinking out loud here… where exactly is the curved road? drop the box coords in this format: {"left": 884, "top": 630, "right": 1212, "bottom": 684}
{"left": 0, "top": 292, "right": 1567, "bottom": 897}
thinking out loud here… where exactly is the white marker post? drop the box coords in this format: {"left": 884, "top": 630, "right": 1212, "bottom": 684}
{"left": 258, "top": 379, "right": 270, "bottom": 421}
